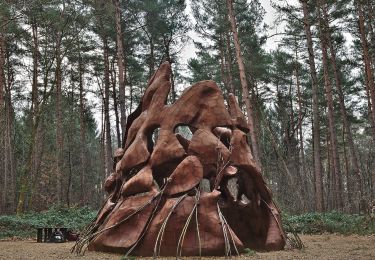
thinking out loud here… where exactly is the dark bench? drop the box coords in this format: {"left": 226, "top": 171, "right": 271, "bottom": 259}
{"left": 36, "top": 227, "right": 68, "bottom": 243}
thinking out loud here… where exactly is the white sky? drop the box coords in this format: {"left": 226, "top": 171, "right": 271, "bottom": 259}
{"left": 96, "top": 0, "right": 295, "bottom": 130}
{"left": 180, "top": 0, "right": 294, "bottom": 67}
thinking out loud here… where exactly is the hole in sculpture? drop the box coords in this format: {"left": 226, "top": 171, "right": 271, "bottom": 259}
{"left": 152, "top": 127, "right": 160, "bottom": 143}
{"left": 174, "top": 125, "right": 193, "bottom": 141}
{"left": 241, "top": 194, "right": 251, "bottom": 205}
{"left": 147, "top": 126, "right": 161, "bottom": 152}
{"left": 213, "top": 126, "right": 232, "bottom": 148}
{"left": 199, "top": 178, "right": 211, "bottom": 192}
{"left": 227, "top": 177, "right": 239, "bottom": 201}
{"left": 152, "top": 159, "right": 182, "bottom": 188}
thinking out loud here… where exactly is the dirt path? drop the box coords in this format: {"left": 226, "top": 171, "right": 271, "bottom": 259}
{"left": 0, "top": 234, "right": 374, "bottom": 260}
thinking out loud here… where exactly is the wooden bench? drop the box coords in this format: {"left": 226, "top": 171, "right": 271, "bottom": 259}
{"left": 36, "top": 227, "right": 68, "bottom": 243}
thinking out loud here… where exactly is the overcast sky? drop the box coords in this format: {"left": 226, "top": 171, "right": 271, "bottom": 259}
{"left": 180, "top": 0, "right": 291, "bottom": 66}
{"left": 95, "top": 0, "right": 295, "bottom": 127}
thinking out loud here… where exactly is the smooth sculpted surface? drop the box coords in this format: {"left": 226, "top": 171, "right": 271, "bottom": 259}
{"left": 73, "top": 62, "right": 286, "bottom": 257}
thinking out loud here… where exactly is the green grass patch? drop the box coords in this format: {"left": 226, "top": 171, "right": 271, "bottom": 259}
{"left": 283, "top": 211, "right": 375, "bottom": 235}
{"left": 0, "top": 205, "right": 97, "bottom": 239}
{"left": 244, "top": 248, "right": 256, "bottom": 256}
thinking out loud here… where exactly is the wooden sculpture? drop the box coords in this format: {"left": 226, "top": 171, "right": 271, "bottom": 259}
{"left": 73, "top": 62, "right": 286, "bottom": 257}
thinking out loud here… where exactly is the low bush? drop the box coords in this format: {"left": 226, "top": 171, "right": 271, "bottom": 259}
{"left": 283, "top": 211, "right": 375, "bottom": 235}
{"left": 1, "top": 208, "right": 374, "bottom": 239}
{"left": 0, "top": 206, "right": 97, "bottom": 239}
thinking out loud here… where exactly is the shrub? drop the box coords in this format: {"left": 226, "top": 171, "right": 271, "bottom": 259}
{"left": 1, "top": 208, "right": 374, "bottom": 239}
{"left": 0, "top": 206, "right": 97, "bottom": 239}
{"left": 283, "top": 211, "right": 375, "bottom": 235}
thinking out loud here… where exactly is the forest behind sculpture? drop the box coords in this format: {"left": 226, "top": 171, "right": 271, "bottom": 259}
{"left": 72, "top": 61, "right": 286, "bottom": 257}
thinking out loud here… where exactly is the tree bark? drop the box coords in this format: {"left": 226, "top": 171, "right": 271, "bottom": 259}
{"left": 366, "top": 0, "right": 375, "bottom": 69}
{"left": 66, "top": 85, "right": 75, "bottom": 208}
{"left": 114, "top": 0, "right": 127, "bottom": 144}
{"left": 78, "top": 50, "right": 87, "bottom": 205}
{"left": 326, "top": 131, "right": 333, "bottom": 210}
{"left": 3, "top": 40, "right": 15, "bottom": 213}
{"left": 27, "top": 21, "right": 39, "bottom": 210}
{"left": 295, "top": 67, "right": 308, "bottom": 211}
{"left": 148, "top": 37, "right": 155, "bottom": 79}
{"left": 363, "top": 63, "right": 375, "bottom": 140}
{"left": 31, "top": 22, "right": 38, "bottom": 125}
{"left": 317, "top": 0, "right": 343, "bottom": 210}
{"left": 0, "top": 34, "right": 4, "bottom": 110}
{"left": 225, "top": 32, "right": 235, "bottom": 95}
{"left": 111, "top": 58, "right": 122, "bottom": 147}
{"left": 26, "top": 21, "right": 44, "bottom": 211}
{"left": 99, "top": 99, "right": 106, "bottom": 200}
{"left": 102, "top": 35, "right": 113, "bottom": 178}
{"left": 226, "top": 0, "right": 261, "bottom": 166}
{"left": 162, "top": 36, "right": 176, "bottom": 102}
{"left": 300, "top": 0, "right": 324, "bottom": 211}
{"left": 356, "top": 0, "right": 375, "bottom": 138}
{"left": 219, "top": 34, "right": 230, "bottom": 97}
{"left": 55, "top": 33, "right": 64, "bottom": 205}
{"left": 67, "top": 149, "right": 72, "bottom": 207}
{"left": 293, "top": 36, "right": 308, "bottom": 211}
{"left": 322, "top": 2, "right": 363, "bottom": 207}
{"left": 17, "top": 21, "right": 43, "bottom": 213}
{"left": 0, "top": 18, "right": 6, "bottom": 213}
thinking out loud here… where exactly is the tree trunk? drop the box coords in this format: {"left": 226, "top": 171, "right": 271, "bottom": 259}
{"left": 317, "top": 0, "right": 343, "bottom": 210}
{"left": 149, "top": 37, "right": 155, "bottom": 79}
{"left": 30, "top": 21, "right": 38, "bottom": 119}
{"left": 55, "top": 35, "right": 64, "bottom": 205}
{"left": 342, "top": 127, "right": 353, "bottom": 211}
{"left": 17, "top": 21, "right": 44, "bottom": 213}
{"left": 219, "top": 34, "right": 230, "bottom": 97}
{"left": 100, "top": 99, "right": 106, "bottom": 200}
{"left": 363, "top": 64, "right": 375, "bottom": 140}
{"left": 322, "top": 2, "right": 363, "bottom": 208}
{"left": 356, "top": 0, "right": 375, "bottom": 138}
{"left": 4, "top": 94, "right": 11, "bottom": 213}
{"left": 25, "top": 21, "right": 44, "bottom": 210}
{"left": 66, "top": 85, "right": 75, "bottom": 208}
{"left": 130, "top": 83, "right": 133, "bottom": 112}
{"left": 78, "top": 50, "right": 87, "bottom": 205}
{"left": 3, "top": 42, "right": 15, "bottom": 213}
{"left": 0, "top": 31, "right": 4, "bottom": 110}
{"left": 300, "top": 0, "right": 324, "bottom": 211}
{"left": 111, "top": 58, "right": 121, "bottom": 147}
{"left": 28, "top": 22, "right": 39, "bottom": 210}
{"left": 366, "top": 0, "right": 375, "bottom": 68}
{"left": 102, "top": 35, "right": 113, "bottom": 177}
{"left": 289, "top": 67, "right": 303, "bottom": 211}
{"left": 226, "top": 0, "right": 261, "bottom": 166}
{"left": 162, "top": 35, "right": 176, "bottom": 102}
{"left": 326, "top": 131, "right": 334, "bottom": 211}
{"left": 67, "top": 149, "right": 72, "bottom": 207}
{"left": 0, "top": 16, "right": 6, "bottom": 213}
{"left": 225, "top": 32, "right": 235, "bottom": 95}
{"left": 295, "top": 67, "right": 308, "bottom": 211}
{"left": 294, "top": 37, "right": 308, "bottom": 211}
{"left": 114, "top": 0, "right": 127, "bottom": 144}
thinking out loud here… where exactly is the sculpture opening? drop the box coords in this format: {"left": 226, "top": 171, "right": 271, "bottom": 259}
{"left": 73, "top": 62, "right": 286, "bottom": 257}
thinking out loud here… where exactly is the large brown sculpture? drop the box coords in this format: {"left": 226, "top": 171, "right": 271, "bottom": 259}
{"left": 73, "top": 62, "right": 286, "bottom": 257}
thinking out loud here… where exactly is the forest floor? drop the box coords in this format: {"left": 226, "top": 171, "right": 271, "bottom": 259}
{"left": 0, "top": 234, "right": 375, "bottom": 260}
